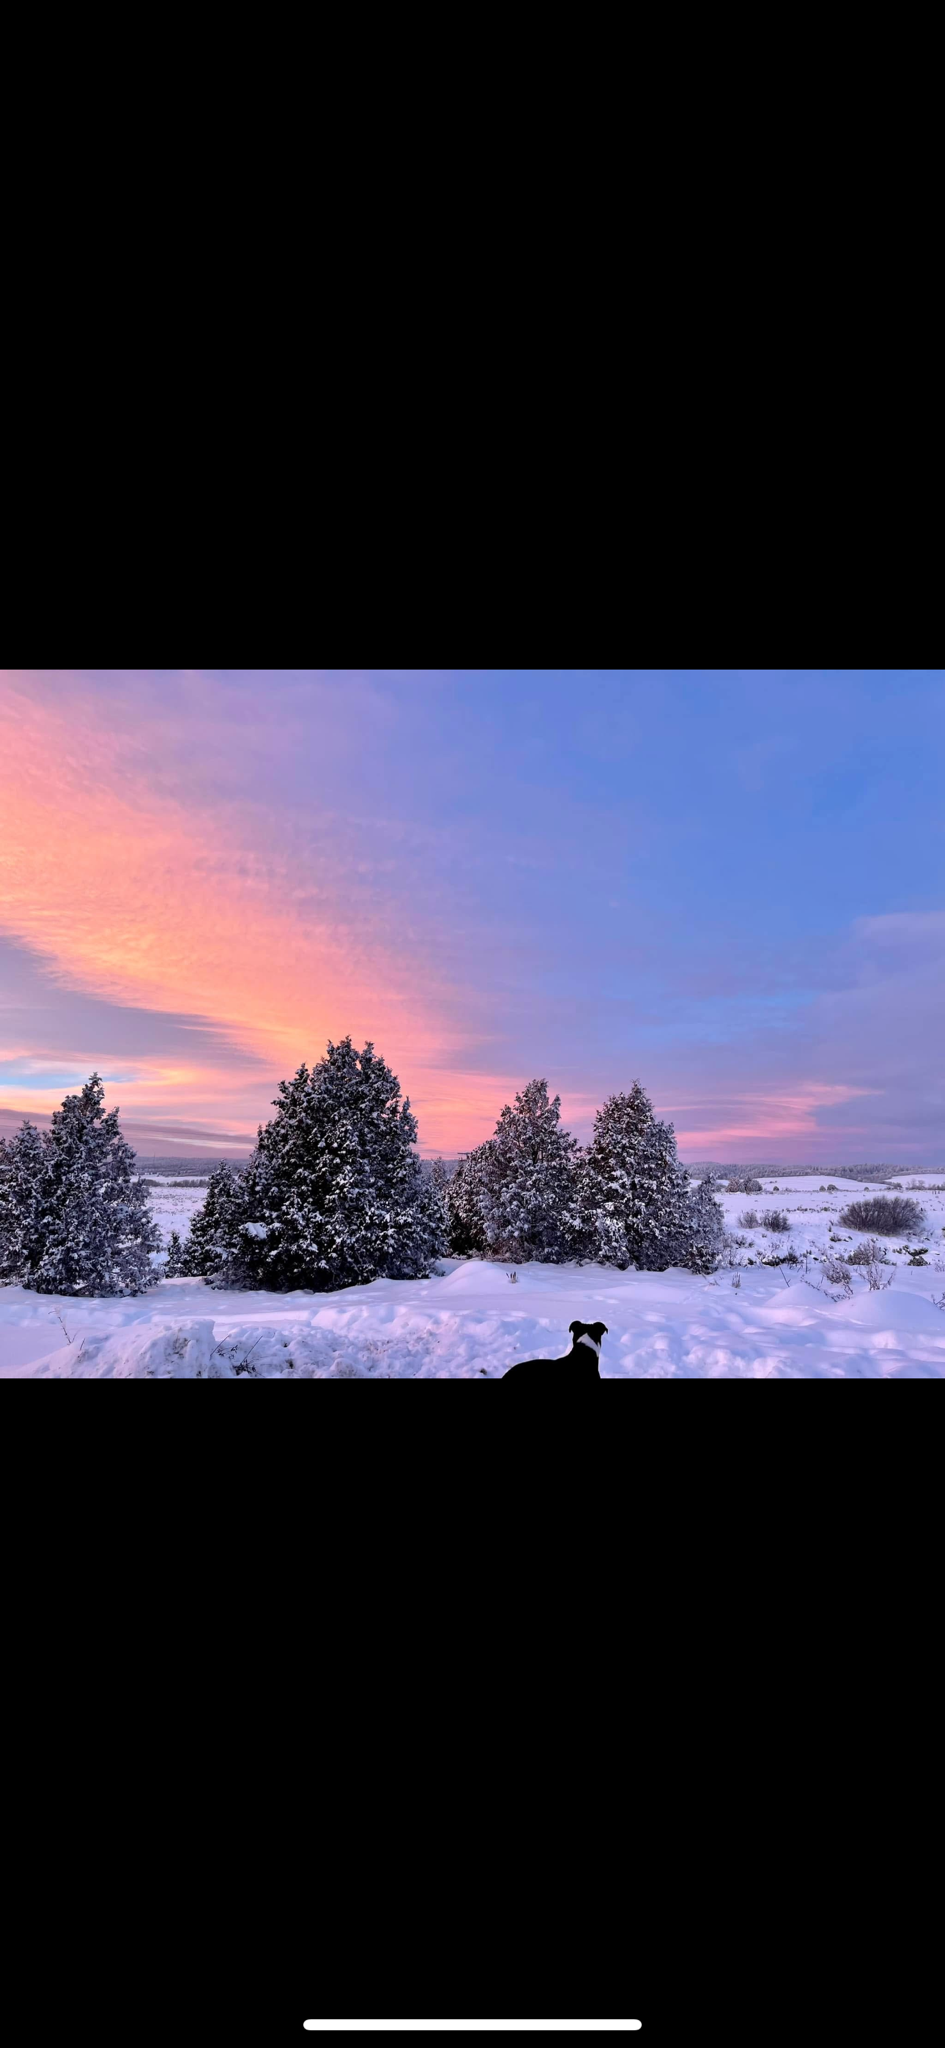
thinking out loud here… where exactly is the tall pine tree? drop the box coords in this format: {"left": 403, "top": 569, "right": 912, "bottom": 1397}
{"left": 425, "top": 1159, "right": 451, "bottom": 1265}
{"left": 185, "top": 1039, "right": 444, "bottom": 1290}
{"left": 0, "top": 1121, "right": 47, "bottom": 1283}
{"left": 0, "top": 1077, "right": 160, "bottom": 1295}
{"left": 475, "top": 1078, "right": 581, "bottom": 1263}
{"left": 684, "top": 1173, "right": 726, "bottom": 1273}
{"left": 579, "top": 1082, "right": 697, "bottom": 1271}
{"left": 179, "top": 1161, "right": 248, "bottom": 1279}
{"left": 445, "top": 1144, "right": 494, "bottom": 1256}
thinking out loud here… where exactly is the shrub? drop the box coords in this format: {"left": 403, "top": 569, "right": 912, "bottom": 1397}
{"left": 839, "top": 1195, "right": 925, "bottom": 1237}
{"left": 760, "top": 1209, "right": 790, "bottom": 1232}
{"left": 819, "top": 1253, "right": 853, "bottom": 1294}
{"left": 846, "top": 1238, "right": 890, "bottom": 1266}
{"left": 738, "top": 1209, "right": 760, "bottom": 1228}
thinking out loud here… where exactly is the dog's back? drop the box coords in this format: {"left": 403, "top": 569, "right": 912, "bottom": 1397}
{"left": 502, "top": 1319, "right": 607, "bottom": 1380}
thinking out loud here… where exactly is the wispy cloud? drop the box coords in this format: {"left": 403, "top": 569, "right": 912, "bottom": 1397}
{"left": 1, "top": 670, "right": 943, "bottom": 1159}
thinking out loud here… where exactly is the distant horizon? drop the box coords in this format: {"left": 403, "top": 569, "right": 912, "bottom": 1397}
{"left": 2, "top": 670, "right": 942, "bottom": 1159}
{"left": 4, "top": 1104, "right": 943, "bottom": 1177}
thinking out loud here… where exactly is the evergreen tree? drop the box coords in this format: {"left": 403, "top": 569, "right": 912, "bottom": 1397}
{"left": 685, "top": 1173, "right": 726, "bottom": 1274}
{"left": 10, "top": 1076, "right": 161, "bottom": 1296}
{"left": 445, "top": 1144, "right": 494, "bottom": 1255}
{"left": 424, "top": 1158, "right": 451, "bottom": 1263}
{"left": 0, "top": 1134, "right": 7, "bottom": 1280}
{"left": 476, "top": 1078, "right": 581, "bottom": 1263}
{"left": 579, "top": 1082, "right": 695, "bottom": 1271}
{"left": 0, "top": 1121, "right": 47, "bottom": 1284}
{"left": 186, "top": 1039, "right": 444, "bottom": 1291}
{"left": 163, "top": 1229, "right": 188, "bottom": 1277}
{"left": 178, "top": 1161, "right": 248, "bottom": 1280}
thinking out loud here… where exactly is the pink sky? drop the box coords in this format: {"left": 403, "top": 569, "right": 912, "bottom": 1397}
{"left": 1, "top": 669, "right": 942, "bottom": 1161}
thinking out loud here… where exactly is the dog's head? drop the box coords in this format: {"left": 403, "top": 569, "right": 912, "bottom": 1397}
{"left": 569, "top": 1319, "right": 608, "bottom": 1348}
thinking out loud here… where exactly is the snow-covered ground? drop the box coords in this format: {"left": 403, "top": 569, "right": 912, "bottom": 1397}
{"left": 712, "top": 1173, "right": 945, "bottom": 1266}
{"left": 141, "top": 1175, "right": 210, "bottom": 1248}
{"left": 2, "top": 1172, "right": 944, "bottom": 1377}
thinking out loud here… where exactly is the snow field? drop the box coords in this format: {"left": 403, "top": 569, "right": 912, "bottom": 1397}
{"left": 3, "top": 1235, "right": 945, "bottom": 1377}
{"left": 142, "top": 1177, "right": 211, "bottom": 1247}
{"left": 2, "top": 1172, "right": 943, "bottom": 1379}
{"left": 711, "top": 1174, "right": 945, "bottom": 1268}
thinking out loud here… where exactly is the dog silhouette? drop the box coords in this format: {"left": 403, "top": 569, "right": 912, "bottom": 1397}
{"left": 501, "top": 1319, "right": 608, "bottom": 1380}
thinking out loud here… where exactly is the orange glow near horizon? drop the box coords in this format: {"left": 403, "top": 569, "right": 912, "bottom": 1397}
{"left": 0, "top": 677, "right": 560, "bottom": 1150}
{"left": 1, "top": 672, "right": 915, "bottom": 1162}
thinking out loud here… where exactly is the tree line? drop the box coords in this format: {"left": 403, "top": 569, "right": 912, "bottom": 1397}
{"left": 0, "top": 1040, "right": 725, "bottom": 1297}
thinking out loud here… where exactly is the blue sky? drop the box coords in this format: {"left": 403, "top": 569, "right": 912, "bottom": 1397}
{"left": 1, "top": 669, "right": 942, "bottom": 1160}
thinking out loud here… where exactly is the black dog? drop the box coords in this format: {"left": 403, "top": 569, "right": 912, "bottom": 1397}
{"left": 502, "top": 1319, "right": 608, "bottom": 1380}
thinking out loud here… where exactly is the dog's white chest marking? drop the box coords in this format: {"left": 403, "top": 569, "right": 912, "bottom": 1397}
{"left": 574, "top": 1333, "right": 601, "bottom": 1356}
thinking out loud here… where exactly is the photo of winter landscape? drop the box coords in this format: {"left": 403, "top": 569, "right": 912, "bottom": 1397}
{"left": 2, "top": 668, "right": 944, "bottom": 1377}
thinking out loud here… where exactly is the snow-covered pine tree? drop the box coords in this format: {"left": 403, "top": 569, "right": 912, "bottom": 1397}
{"left": 445, "top": 1145, "right": 494, "bottom": 1255}
{"left": 0, "top": 1120, "right": 48, "bottom": 1283}
{"left": 684, "top": 1173, "right": 726, "bottom": 1273}
{"left": 191, "top": 1039, "right": 444, "bottom": 1291}
{"left": 0, "top": 1135, "right": 8, "bottom": 1280}
{"left": 425, "top": 1158, "right": 451, "bottom": 1263}
{"left": 179, "top": 1161, "right": 249, "bottom": 1280}
{"left": 476, "top": 1078, "right": 581, "bottom": 1263}
{"left": 163, "top": 1229, "right": 188, "bottom": 1277}
{"left": 25, "top": 1075, "right": 160, "bottom": 1295}
{"left": 578, "top": 1082, "right": 695, "bottom": 1271}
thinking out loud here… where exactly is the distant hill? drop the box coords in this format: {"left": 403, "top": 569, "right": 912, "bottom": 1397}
{"left": 134, "top": 1155, "right": 251, "bottom": 1176}
{"left": 0, "top": 1104, "right": 252, "bottom": 1163}
{"left": 681, "top": 1160, "right": 944, "bottom": 1180}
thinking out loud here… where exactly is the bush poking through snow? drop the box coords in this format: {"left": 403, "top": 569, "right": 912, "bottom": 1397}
{"left": 760, "top": 1209, "right": 791, "bottom": 1232}
{"left": 739, "top": 1209, "right": 760, "bottom": 1229}
{"left": 839, "top": 1195, "right": 925, "bottom": 1237}
{"left": 819, "top": 1253, "right": 854, "bottom": 1296}
{"left": 846, "top": 1238, "right": 890, "bottom": 1265}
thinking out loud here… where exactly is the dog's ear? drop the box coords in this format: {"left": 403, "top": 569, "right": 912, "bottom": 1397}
{"left": 569, "top": 1320, "right": 583, "bottom": 1335}
{"left": 589, "top": 1321, "right": 608, "bottom": 1340}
